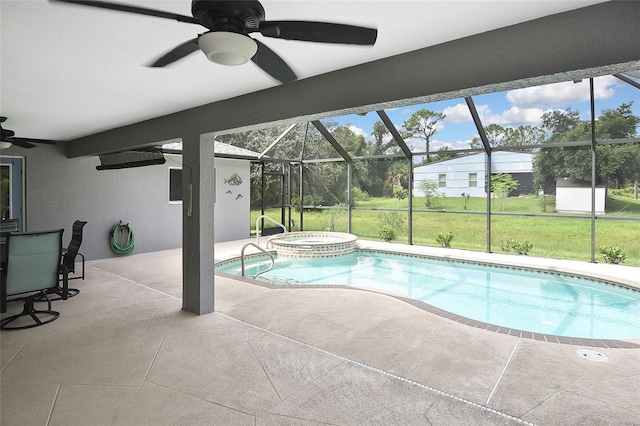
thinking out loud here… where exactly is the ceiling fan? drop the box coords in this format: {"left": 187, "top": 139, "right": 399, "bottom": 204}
{"left": 0, "top": 117, "right": 57, "bottom": 149}
{"left": 51, "top": 0, "right": 378, "bottom": 84}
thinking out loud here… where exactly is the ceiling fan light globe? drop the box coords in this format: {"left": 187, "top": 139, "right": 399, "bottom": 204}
{"left": 0, "top": 141, "right": 13, "bottom": 149}
{"left": 199, "top": 32, "right": 258, "bottom": 66}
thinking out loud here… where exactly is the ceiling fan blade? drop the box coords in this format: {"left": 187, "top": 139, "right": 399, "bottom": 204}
{"left": 50, "top": 0, "right": 200, "bottom": 25}
{"left": 251, "top": 40, "right": 297, "bottom": 84}
{"left": 7, "top": 139, "right": 36, "bottom": 149}
{"left": 259, "top": 21, "right": 377, "bottom": 45}
{"left": 10, "top": 137, "right": 58, "bottom": 145}
{"left": 149, "top": 38, "right": 200, "bottom": 67}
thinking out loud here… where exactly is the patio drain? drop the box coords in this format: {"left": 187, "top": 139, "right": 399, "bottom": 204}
{"left": 576, "top": 348, "right": 609, "bottom": 362}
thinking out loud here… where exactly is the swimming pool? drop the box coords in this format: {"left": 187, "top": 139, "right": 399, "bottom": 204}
{"left": 216, "top": 250, "right": 640, "bottom": 340}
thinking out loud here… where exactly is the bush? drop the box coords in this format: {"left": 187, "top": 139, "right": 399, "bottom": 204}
{"left": 436, "top": 231, "right": 454, "bottom": 248}
{"left": 379, "top": 225, "right": 396, "bottom": 242}
{"left": 539, "top": 194, "right": 555, "bottom": 213}
{"left": 599, "top": 246, "right": 626, "bottom": 264}
{"left": 393, "top": 184, "right": 408, "bottom": 200}
{"left": 352, "top": 186, "right": 370, "bottom": 202}
{"left": 418, "top": 179, "right": 441, "bottom": 208}
{"left": 501, "top": 236, "right": 533, "bottom": 255}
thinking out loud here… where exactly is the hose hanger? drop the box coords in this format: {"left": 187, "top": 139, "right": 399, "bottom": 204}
{"left": 110, "top": 221, "right": 134, "bottom": 254}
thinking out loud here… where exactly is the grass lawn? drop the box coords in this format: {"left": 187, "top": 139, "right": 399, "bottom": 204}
{"left": 252, "top": 194, "right": 640, "bottom": 266}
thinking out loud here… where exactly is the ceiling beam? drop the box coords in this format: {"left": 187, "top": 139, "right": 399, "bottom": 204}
{"left": 68, "top": 1, "right": 640, "bottom": 158}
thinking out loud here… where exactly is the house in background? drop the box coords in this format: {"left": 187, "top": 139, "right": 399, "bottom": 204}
{"left": 555, "top": 177, "right": 606, "bottom": 214}
{"left": 413, "top": 152, "right": 534, "bottom": 198}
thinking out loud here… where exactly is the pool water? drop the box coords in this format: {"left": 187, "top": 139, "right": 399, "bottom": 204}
{"left": 216, "top": 251, "right": 640, "bottom": 340}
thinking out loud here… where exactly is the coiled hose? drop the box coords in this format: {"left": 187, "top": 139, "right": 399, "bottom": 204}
{"left": 110, "top": 221, "right": 134, "bottom": 254}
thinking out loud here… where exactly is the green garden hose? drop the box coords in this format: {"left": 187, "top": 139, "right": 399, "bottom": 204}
{"left": 110, "top": 221, "right": 134, "bottom": 254}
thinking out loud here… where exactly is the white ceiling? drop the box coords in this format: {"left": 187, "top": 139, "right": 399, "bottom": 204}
{"left": 1, "top": 0, "right": 608, "bottom": 142}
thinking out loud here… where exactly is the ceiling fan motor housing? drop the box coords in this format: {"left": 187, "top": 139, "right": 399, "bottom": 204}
{"left": 191, "top": 0, "right": 265, "bottom": 33}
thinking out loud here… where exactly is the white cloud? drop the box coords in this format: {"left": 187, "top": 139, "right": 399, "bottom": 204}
{"left": 430, "top": 139, "right": 473, "bottom": 151}
{"left": 348, "top": 125, "right": 369, "bottom": 139}
{"left": 442, "top": 102, "right": 543, "bottom": 127}
{"left": 442, "top": 103, "right": 473, "bottom": 123}
{"left": 485, "top": 106, "right": 546, "bottom": 127}
{"left": 506, "top": 76, "right": 617, "bottom": 109}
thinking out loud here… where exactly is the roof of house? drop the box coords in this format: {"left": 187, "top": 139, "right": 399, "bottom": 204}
{"left": 556, "top": 177, "right": 606, "bottom": 188}
{"left": 414, "top": 151, "right": 534, "bottom": 172}
{"left": 162, "top": 140, "right": 261, "bottom": 159}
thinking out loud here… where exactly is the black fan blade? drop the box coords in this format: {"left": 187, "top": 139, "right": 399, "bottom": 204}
{"left": 259, "top": 21, "right": 377, "bottom": 45}
{"left": 149, "top": 38, "right": 200, "bottom": 67}
{"left": 7, "top": 139, "right": 36, "bottom": 149}
{"left": 252, "top": 40, "right": 297, "bottom": 84}
{"left": 50, "top": 0, "right": 200, "bottom": 25}
{"left": 10, "top": 137, "right": 57, "bottom": 145}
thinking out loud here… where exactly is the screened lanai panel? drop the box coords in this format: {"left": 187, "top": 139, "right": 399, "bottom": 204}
{"left": 300, "top": 162, "right": 348, "bottom": 207}
{"left": 381, "top": 99, "right": 482, "bottom": 161}
{"left": 302, "top": 121, "right": 345, "bottom": 161}
{"left": 216, "top": 123, "right": 306, "bottom": 161}
{"left": 352, "top": 210, "right": 409, "bottom": 244}
{"left": 491, "top": 216, "right": 592, "bottom": 262}
{"left": 412, "top": 211, "right": 486, "bottom": 251}
{"left": 596, "top": 221, "right": 640, "bottom": 266}
{"left": 593, "top": 73, "right": 640, "bottom": 141}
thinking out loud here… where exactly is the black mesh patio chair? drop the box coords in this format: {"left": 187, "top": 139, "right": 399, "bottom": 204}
{"left": 1, "top": 229, "right": 69, "bottom": 330}
{"left": 63, "top": 220, "right": 87, "bottom": 281}
{"left": 46, "top": 220, "right": 87, "bottom": 300}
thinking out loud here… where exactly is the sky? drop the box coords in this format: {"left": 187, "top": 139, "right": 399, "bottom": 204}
{"left": 326, "top": 73, "right": 640, "bottom": 154}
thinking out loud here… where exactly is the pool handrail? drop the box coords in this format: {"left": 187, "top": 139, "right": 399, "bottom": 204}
{"left": 255, "top": 215, "right": 286, "bottom": 246}
{"left": 240, "top": 242, "right": 275, "bottom": 279}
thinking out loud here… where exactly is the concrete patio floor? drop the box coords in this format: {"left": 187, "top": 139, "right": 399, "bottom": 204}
{"left": 1, "top": 239, "right": 639, "bottom": 425}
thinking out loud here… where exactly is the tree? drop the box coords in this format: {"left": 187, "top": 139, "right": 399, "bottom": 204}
{"left": 492, "top": 173, "right": 518, "bottom": 211}
{"left": 541, "top": 107, "right": 583, "bottom": 141}
{"left": 370, "top": 120, "right": 397, "bottom": 155}
{"left": 533, "top": 102, "right": 640, "bottom": 192}
{"left": 470, "top": 123, "right": 544, "bottom": 150}
{"left": 402, "top": 109, "right": 445, "bottom": 163}
{"left": 417, "top": 179, "right": 440, "bottom": 208}
{"left": 431, "top": 146, "right": 459, "bottom": 162}
{"left": 470, "top": 123, "right": 504, "bottom": 149}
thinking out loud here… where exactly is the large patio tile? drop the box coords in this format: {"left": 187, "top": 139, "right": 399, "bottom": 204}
{"left": 268, "top": 361, "right": 522, "bottom": 425}
{"left": 48, "top": 382, "right": 254, "bottom": 426}
{"left": 488, "top": 338, "right": 640, "bottom": 421}
{"left": 522, "top": 389, "right": 640, "bottom": 426}
{"left": 0, "top": 381, "right": 59, "bottom": 426}
{"left": 146, "top": 323, "right": 284, "bottom": 413}
{"left": 1, "top": 326, "right": 165, "bottom": 386}
{"left": 247, "top": 333, "right": 344, "bottom": 401}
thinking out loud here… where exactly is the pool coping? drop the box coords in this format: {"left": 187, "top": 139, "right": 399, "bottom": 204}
{"left": 215, "top": 245, "right": 640, "bottom": 349}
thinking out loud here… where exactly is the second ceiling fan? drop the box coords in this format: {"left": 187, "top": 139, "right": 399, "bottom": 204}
{"left": 51, "top": 0, "right": 378, "bottom": 84}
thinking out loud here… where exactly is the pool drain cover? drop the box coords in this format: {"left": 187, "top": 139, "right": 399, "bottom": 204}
{"left": 576, "top": 348, "right": 609, "bottom": 362}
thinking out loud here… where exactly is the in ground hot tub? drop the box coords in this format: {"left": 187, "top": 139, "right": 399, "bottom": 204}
{"left": 267, "top": 232, "right": 358, "bottom": 258}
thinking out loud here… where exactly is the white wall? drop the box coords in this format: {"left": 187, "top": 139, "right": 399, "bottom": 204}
{"left": 413, "top": 152, "right": 533, "bottom": 198}
{"left": 556, "top": 187, "right": 606, "bottom": 214}
{"left": 214, "top": 158, "right": 251, "bottom": 242}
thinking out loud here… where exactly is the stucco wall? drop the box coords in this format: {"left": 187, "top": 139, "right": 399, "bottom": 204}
{"left": 214, "top": 159, "right": 251, "bottom": 243}
{"left": 19, "top": 144, "right": 182, "bottom": 260}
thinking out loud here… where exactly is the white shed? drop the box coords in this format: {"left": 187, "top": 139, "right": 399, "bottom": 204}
{"left": 413, "top": 152, "right": 534, "bottom": 198}
{"left": 555, "top": 178, "right": 606, "bottom": 214}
